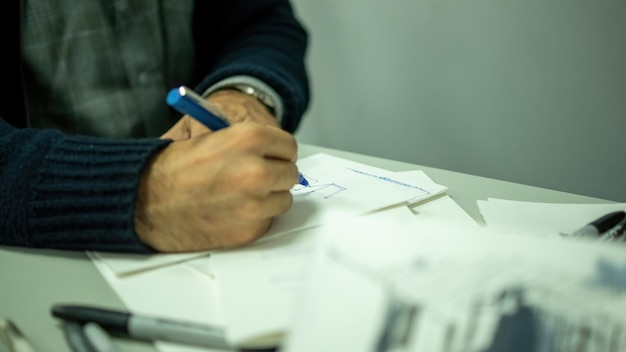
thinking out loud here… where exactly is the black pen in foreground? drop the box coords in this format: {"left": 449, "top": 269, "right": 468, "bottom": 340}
{"left": 599, "top": 218, "right": 626, "bottom": 242}
{"left": 166, "top": 85, "right": 309, "bottom": 187}
{"left": 51, "top": 305, "right": 232, "bottom": 350}
{"left": 567, "top": 210, "right": 626, "bottom": 238}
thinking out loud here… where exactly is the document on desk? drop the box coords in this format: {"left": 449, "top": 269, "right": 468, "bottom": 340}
{"left": 88, "top": 251, "right": 211, "bottom": 277}
{"left": 88, "top": 152, "right": 450, "bottom": 349}
{"left": 89, "top": 253, "right": 229, "bottom": 352}
{"left": 262, "top": 153, "right": 447, "bottom": 239}
{"left": 478, "top": 198, "right": 626, "bottom": 237}
{"left": 283, "top": 218, "right": 626, "bottom": 352}
{"left": 210, "top": 206, "right": 420, "bottom": 346}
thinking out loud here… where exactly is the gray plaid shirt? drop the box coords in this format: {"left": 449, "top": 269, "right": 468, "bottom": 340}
{"left": 21, "top": 0, "right": 195, "bottom": 137}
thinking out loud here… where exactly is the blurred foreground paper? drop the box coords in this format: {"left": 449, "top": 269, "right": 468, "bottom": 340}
{"left": 283, "top": 217, "right": 626, "bottom": 352}
{"left": 205, "top": 154, "right": 449, "bottom": 345}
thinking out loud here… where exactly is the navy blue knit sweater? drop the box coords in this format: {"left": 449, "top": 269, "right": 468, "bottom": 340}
{"left": 0, "top": 0, "right": 309, "bottom": 252}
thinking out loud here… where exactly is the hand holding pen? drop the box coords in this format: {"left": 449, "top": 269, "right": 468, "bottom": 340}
{"left": 131, "top": 86, "right": 305, "bottom": 252}
{"left": 161, "top": 86, "right": 280, "bottom": 139}
{"left": 165, "top": 86, "right": 308, "bottom": 187}
{"left": 136, "top": 119, "right": 301, "bottom": 252}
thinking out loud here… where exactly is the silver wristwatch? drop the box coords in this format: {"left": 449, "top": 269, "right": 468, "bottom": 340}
{"left": 228, "top": 84, "right": 276, "bottom": 115}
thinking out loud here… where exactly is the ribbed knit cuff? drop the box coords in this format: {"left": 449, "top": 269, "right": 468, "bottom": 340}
{"left": 28, "top": 135, "right": 170, "bottom": 253}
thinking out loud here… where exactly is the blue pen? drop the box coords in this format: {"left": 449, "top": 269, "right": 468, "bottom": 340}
{"left": 166, "top": 86, "right": 230, "bottom": 130}
{"left": 166, "top": 85, "right": 309, "bottom": 187}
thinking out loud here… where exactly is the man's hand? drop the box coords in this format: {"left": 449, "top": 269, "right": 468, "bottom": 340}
{"left": 135, "top": 122, "right": 299, "bottom": 253}
{"left": 160, "top": 89, "right": 280, "bottom": 141}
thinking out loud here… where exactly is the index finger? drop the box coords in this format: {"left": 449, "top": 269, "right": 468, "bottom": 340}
{"left": 237, "top": 122, "right": 299, "bottom": 163}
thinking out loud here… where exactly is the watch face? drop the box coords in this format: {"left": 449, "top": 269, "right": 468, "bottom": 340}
{"left": 239, "top": 85, "right": 256, "bottom": 96}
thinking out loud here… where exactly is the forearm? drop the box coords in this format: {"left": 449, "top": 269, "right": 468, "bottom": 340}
{"left": 0, "top": 120, "right": 170, "bottom": 253}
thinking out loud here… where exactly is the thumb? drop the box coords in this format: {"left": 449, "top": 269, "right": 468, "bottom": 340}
{"left": 160, "top": 117, "right": 192, "bottom": 141}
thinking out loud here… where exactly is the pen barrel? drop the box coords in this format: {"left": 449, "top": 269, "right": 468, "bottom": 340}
{"left": 129, "top": 316, "right": 229, "bottom": 349}
{"left": 591, "top": 211, "right": 626, "bottom": 233}
{"left": 166, "top": 87, "right": 230, "bottom": 130}
{"left": 52, "top": 305, "right": 130, "bottom": 335}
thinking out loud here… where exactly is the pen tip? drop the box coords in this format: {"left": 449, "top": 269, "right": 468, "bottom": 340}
{"left": 299, "top": 174, "right": 309, "bottom": 187}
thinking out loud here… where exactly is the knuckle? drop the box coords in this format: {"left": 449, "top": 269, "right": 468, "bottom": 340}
{"left": 238, "top": 197, "right": 266, "bottom": 219}
{"left": 239, "top": 161, "right": 274, "bottom": 187}
{"left": 238, "top": 123, "right": 269, "bottom": 145}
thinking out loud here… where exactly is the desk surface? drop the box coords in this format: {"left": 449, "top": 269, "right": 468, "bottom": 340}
{"left": 0, "top": 143, "right": 610, "bottom": 351}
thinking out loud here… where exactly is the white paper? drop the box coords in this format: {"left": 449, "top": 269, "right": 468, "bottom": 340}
{"left": 478, "top": 198, "right": 626, "bottom": 237}
{"left": 317, "top": 154, "right": 448, "bottom": 205}
{"left": 264, "top": 153, "right": 446, "bottom": 239}
{"left": 205, "top": 197, "right": 466, "bottom": 345}
{"left": 284, "top": 218, "right": 626, "bottom": 352}
{"left": 283, "top": 209, "right": 431, "bottom": 352}
{"left": 205, "top": 155, "right": 450, "bottom": 345}
{"left": 89, "top": 254, "right": 227, "bottom": 352}
{"left": 208, "top": 206, "right": 418, "bottom": 345}
{"left": 89, "top": 251, "right": 211, "bottom": 277}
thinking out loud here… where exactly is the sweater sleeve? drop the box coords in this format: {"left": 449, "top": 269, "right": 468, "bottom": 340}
{"left": 192, "top": 0, "right": 310, "bottom": 133}
{"left": 0, "top": 119, "right": 171, "bottom": 253}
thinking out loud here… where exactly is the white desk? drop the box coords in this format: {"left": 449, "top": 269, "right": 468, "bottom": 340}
{"left": 0, "top": 143, "right": 610, "bottom": 351}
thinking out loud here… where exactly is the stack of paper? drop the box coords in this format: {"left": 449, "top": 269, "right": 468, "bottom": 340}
{"left": 204, "top": 153, "right": 449, "bottom": 345}
{"left": 283, "top": 216, "right": 626, "bottom": 352}
{"left": 88, "top": 152, "right": 457, "bottom": 351}
{"left": 89, "top": 169, "right": 626, "bottom": 351}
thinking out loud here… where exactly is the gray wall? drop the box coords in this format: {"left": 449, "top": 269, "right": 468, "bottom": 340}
{"left": 291, "top": 0, "right": 626, "bottom": 201}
